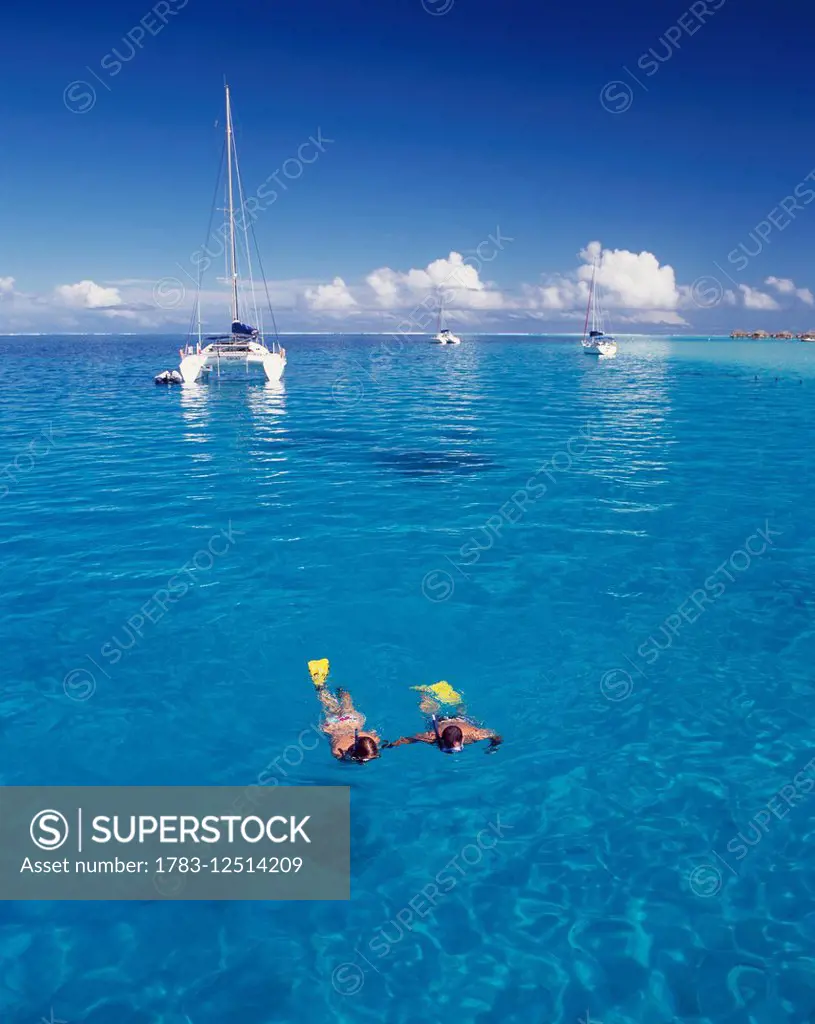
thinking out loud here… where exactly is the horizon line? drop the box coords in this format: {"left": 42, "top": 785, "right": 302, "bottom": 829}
{"left": 0, "top": 331, "right": 804, "bottom": 340}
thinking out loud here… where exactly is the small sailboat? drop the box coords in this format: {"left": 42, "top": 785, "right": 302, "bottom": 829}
{"left": 433, "top": 294, "right": 461, "bottom": 345}
{"left": 178, "top": 84, "right": 287, "bottom": 385}
{"left": 581, "top": 260, "right": 617, "bottom": 358}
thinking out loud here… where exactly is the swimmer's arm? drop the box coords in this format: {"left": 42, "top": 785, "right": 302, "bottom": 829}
{"left": 382, "top": 732, "right": 436, "bottom": 748}
{"left": 464, "top": 727, "right": 502, "bottom": 751}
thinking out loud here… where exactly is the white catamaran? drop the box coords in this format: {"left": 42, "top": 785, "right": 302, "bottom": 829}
{"left": 178, "top": 85, "right": 287, "bottom": 385}
{"left": 433, "top": 292, "right": 461, "bottom": 344}
{"left": 581, "top": 260, "right": 617, "bottom": 358}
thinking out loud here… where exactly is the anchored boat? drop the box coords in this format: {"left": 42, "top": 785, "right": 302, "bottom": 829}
{"left": 433, "top": 293, "right": 461, "bottom": 344}
{"left": 179, "top": 84, "right": 286, "bottom": 384}
{"left": 581, "top": 259, "right": 617, "bottom": 358}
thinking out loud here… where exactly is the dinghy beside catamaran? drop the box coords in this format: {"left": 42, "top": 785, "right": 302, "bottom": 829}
{"left": 178, "top": 84, "right": 286, "bottom": 385}
{"left": 581, "top": 259, "right": 617, "bottom": 358}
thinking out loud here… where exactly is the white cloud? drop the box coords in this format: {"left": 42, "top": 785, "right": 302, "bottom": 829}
{"left": 366, "top": 268, "right": 401, "bottom": 308}
{"left": 766, "top": 276, "right": 796, "bottom": 294}
{"left": 739, "top": 285, "right": 780, "bottom": 311}
{"left": 304, "top": 276, "right": 358, "bottom": 312}
{"left": 54, "top": 280, "right": 124, "bottom": 310}
{"left": 765, "top": 276, "right": 814, "bottom": 305}
{"left": 582, "top": 241, "right": 681, "bottom": 310}
{"left": 537, "top": 283, "right": 576, "bottom": 310}
{"left": 533, "top": 241, "right": 686, "bottom": 325}
{"left": 0, "top": 275, "right": 339, "bottom": 332}
{"left": 364, "top": 252, "right": 505, "bottom": 310}
{"left": 8, "top": 251, "right": 815, "bottom": 334}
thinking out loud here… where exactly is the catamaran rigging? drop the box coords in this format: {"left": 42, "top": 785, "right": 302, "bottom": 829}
{"left": 178, "top": 84, "right": 287, "bottom": 384}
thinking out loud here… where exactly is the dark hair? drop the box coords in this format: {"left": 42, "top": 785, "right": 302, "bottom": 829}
{"left": 440, "top": 725, "right": 463, "bottom": 748}
{"left": 351, "top": 735, "right": 379, "bottom": 761}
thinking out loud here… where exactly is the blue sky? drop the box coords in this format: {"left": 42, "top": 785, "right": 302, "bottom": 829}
{"left": 2, "top": 0, "right": 815, "bottom": 333}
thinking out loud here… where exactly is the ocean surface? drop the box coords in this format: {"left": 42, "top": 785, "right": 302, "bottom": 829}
{"left": 2, "top": 333, "right": 815, "bottom": 1024}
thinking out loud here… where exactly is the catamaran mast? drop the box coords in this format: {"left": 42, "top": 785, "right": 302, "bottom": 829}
{"left": 225, "top": 84, "right": 239, "bottom": 326}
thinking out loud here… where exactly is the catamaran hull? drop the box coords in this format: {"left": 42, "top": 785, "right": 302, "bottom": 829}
{"left": 179, "top": 348, "right": 286, "bottom": 383}
{"left": 179, "top": 354, "right": 209, "bottom": 383}
{"left": 261, "top": 352, "right": 286, "bottom": 382}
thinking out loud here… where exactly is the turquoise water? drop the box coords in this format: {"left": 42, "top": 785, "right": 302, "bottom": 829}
{"left": 2, "top": 334, "right": 815, "bottom": 1023}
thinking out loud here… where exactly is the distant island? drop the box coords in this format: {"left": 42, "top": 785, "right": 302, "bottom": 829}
{"left": 730, "top": 330, "right": 815, "bottom": 341}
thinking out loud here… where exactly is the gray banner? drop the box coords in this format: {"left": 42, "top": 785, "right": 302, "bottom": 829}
{"left": 0, "top": 786, "right": 349, "bottom": 901}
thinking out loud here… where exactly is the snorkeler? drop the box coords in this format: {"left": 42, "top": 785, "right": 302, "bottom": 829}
{"left": 308, "top": 659, "right": 381, "bottom": 763}
{"left": 385, "top": 681, "right": 501, "bottom": 754}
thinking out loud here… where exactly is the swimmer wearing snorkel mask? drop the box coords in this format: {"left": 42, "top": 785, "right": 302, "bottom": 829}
{"left": 308, "top": 659, "right": 381, "bottom": 763}
{"left": 385, "top": 682, "right": 501, "bottom": 754}
{"left": 386, "top": 716, "right": 501, "bottom": 754}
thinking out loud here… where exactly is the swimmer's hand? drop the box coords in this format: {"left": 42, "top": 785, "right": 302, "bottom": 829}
{"left": 485, "top": 735, "right": 502, "bottom": 754}
{"left": 382, "top": 736, "right": 418, "bottom": 748}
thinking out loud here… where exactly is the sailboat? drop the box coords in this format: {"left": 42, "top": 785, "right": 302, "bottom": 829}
{"left": 581, "top": 260, "right": 617, "bottom": 358}
{"left": 433, "top": 292, "right": 461, "bottom": 344}
{"left": 178, "top": 85, "right": 287, "bottom": 385}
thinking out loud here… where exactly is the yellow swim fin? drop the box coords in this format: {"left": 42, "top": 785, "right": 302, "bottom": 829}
{"left": 411, "top": 681, "right": 462, "bottom": 705}
{"left": 308, "top": 658, "right": 330, "bottom": 689}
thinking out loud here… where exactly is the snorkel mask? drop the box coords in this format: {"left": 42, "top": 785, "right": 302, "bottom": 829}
{"left": 345, "top": 728, "right": 380, "bottom": 763}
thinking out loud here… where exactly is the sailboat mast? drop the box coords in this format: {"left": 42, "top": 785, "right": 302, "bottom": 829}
{"left": 225, "top": 84, "right": 239, "bottom": 325}
{"left": 583, "top": 261, "right": 596, "bottom": 341}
